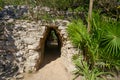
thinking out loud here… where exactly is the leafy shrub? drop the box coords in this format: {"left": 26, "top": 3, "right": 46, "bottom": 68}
{"left": 0, "top": 0, "right": 26, "bottom": 7}
{"left": 92, "top": 13, "right": 120, "bottom": 70}
{"left": 73, "top": 55, "right": 114, "bottom": 80}
{"left": 67, "top": 19, "right": 99, "bottom": 67}
{"left": 67, "top": 20, "right": 87, "bottom": 47}
{"left": 67, "top": 13, "right": 120, "bottom": 79}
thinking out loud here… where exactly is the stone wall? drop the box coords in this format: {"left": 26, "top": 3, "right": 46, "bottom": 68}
{"left": 0, "top": 5, "right": 81, "bottom": 80}
{"left": 0, "top": 21, "right": 18, "bottom": 80}
{"left": 0, "top": 19, "right": 77, "bottom": 76}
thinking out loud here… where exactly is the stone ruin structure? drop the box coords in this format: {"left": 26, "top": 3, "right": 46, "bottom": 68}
{"left": 0, "top": 5, "right": 78, "bottom": 79}
{"left": 0, "top": 19, "right": 77, "bottom": 78}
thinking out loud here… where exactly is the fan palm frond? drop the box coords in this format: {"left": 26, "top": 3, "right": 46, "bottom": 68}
{"left": 100, "top": 21, "right": 120, "bottom": 58}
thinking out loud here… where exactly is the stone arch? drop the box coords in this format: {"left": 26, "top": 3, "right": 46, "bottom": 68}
{"left": 35, "top": 25, "right": 63, "bottom": 70}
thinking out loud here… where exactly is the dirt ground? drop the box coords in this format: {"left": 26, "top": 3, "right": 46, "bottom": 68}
{"left": 23, "top": 42, "right": 82, "bottom": 80}
{"left": 23, "top": 46, "right": 74, "bottom": 80}
{"left": 24, "top": 58, "right": 73, "bottom": 80}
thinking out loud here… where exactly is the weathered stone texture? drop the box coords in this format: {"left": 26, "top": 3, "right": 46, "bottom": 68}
{"left": 0, "top": 19, "right": 77, "bottom": 76}
{"left": 0, "top": 21, "right": 18, "bottom": 80}
{"left": 0, "top": 5, "right": 81, "bottom": 80}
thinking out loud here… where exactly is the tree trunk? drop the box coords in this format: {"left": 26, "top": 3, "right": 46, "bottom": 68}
{"left": 87, "top": 0, "right": 94, "bottom": 32}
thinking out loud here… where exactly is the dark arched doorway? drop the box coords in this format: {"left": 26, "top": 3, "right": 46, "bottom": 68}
{"left": 37, "top": 26, "right": 62, "bottom": 69}
{"left": 43, "top": 29, "right": 61, "bottom": 66}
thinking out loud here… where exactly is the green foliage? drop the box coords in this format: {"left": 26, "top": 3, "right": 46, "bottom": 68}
{"left": 91, "top": 13, "right": 120, "bottom": 70}
{"left": 35, "top": 0, "right": 89, "bottom": 11}
{"left": 0, "top": 0, "right": 119, "bottom": 20}
{"left": 92, "top": 13, "right": 120, "bottom": 56}
{"left": 0, "top": 0, "right": 26, "bottom": 7}
{"left": 0, "top": 0, "right": 83, "bottom": 10}
{"left": 67, "top": 20, "right": 87, "bottom": 47}
{"left": 94, "top": 0, "right": 120, "bottom": 20}
{"left": 0, "top": 6, "right": 2, "bottom": 11}
{"left": 67, "top": 13, "right": 120, "bottom": 79}
{"left": 100, "top": 21, "right": 120, "bottom": 58}
{"left": 0, "top": 0, "right": 5, "bottom": 7}
{"left": 73, "top": 55, "right": 114, "bottom": 80}
{"left": 67, "top": 19, "right": 99, "bottom": 66}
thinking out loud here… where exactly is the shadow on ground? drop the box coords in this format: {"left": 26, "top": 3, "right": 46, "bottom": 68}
{"left": 40, "top": 43, "right": 61, "bottom": 68}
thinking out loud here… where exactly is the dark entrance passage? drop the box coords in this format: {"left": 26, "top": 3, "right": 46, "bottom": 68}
{"left": 40, "top": 28, "right": 62, "bottom": 68}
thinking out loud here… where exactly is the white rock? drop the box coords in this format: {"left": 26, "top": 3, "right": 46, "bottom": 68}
{"left": 16, "top": 51, "right": 23, "bottom": 57}
{"left": 22, "top": 25, "right": 27, "bottom": 28}
{"left": 4, "top": 6, "right": 9, "bottom": 9}
{"left": 28, "top": 43, "right": 39, "bottom": 49}
{"left": 23, "top": 38, "right": 36, "bottom": 45}
{"left": 58, "top": 26, "right": 65, "bottom": 30}
{"left": 41, "top": 7, "right": 50, "bottom": 12}
{"left": 16, "top": 74, "right": 24, "bottom": 79}
{"left": 7, "top": 19, "right": 14, "bottom": 23}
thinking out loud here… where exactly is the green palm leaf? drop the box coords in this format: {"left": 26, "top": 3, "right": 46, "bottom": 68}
{"left": 67, "top": 20, "right": 88, "bottom": 47}
{"left": 100, "top": 22, "right": 120, "bottom": 58}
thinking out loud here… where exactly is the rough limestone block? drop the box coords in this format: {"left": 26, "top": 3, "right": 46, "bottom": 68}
{"left": 23, "top": 38, "right": 36, "bottom": 45}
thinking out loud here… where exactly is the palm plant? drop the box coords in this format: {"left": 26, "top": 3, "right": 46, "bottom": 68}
{"left": 67, "top": 20, "right": 88, "bottom": 47}
{"left": 67, "top": 19, "right": 99, "bottom": 67}
{"left": 98, "top": 19, "right": 120, "bottom": 71}
{"left": 67, "top": 13, "right": 120, "bottom": 79}
{"left": 100, "top": 20, "right": 120, "bottom": 59}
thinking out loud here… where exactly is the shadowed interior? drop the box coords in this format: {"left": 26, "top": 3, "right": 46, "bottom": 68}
{"left": 37, "top": 27, "right": 62, "bottom": 69}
